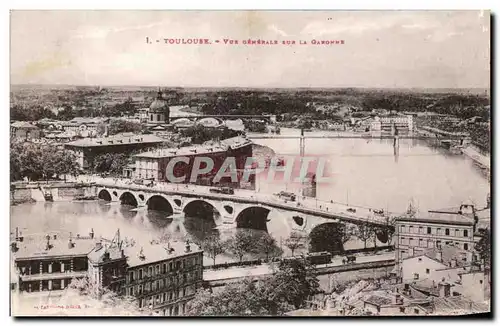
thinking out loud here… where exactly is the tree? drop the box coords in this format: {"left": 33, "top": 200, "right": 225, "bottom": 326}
{"left": 258, "top": 233, "right": 283, "bottom": 261}
{"left": 267, "top": 256, "right": 320, "bottom": 310}
{"left": 186, "top": 279, "right": 292, "bottom": 316}
{"left": 226, "top": 229, "right": 257, "bottom": 263}
{"left": 475, "top": 228, "right": 491, "bottom": 266}
{"left": 355, "top": 223, "right": 375, "bottom": 249}
{"left": 108, "top": 119, "right": 143, "bottom": 136}
{"left": 284, "top": 231, "right": 307, "bottom": 256}
{"left": 65, "top": 278, "right": 150, "bottom": 316}
{"left": 309, "top": 223, "right": 352, "bottom": 253}
{"left": 201, "top": 234, "right": 226, "bottom": 266}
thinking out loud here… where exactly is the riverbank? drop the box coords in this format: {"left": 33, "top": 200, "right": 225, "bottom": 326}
{"left": 10, "top": 181, "right": 95, "bottom": 204}
{"left": 462, "top": 145, "right": 490, "bottom": 175}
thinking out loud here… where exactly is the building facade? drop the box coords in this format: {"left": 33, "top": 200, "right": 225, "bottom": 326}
{"left": 133, "top": 136, "right": 253, "bottom": 187}
{"left": 11, "top": 121, "right": 41, "bottom": 141}
{"left": 123, "top": 241, "right": 203, "bottom": 316}
{"left": 11, "top": 230, "right": 203, "bottom": 316}
{"left": 65, "top": 134, "right": 165, "bottom": 169}
{"left": 394, "top": 203, "right": 478, "bottom": 280}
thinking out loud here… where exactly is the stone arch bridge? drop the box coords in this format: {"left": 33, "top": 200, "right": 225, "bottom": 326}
{"left": 94, "top": 184, "right": 394, "bottom": 238}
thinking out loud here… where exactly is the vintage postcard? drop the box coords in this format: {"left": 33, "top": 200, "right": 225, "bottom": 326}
{"left": 9, "top": 10, "right": 491, "bottom": 317}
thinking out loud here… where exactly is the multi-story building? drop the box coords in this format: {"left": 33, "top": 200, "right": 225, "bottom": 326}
{"left": 11, "top": 231, "right": 96, "bottom": 293}
{"left": 11, "top": 121, "right": 41, "bottom": 141}
{"left": 378, "top": 115, "right": 413, "bottom": 133}
{"left": 11, "top": 229, "right": 203, "bottom": 316}
{"left": 133, "top": 136, "right": 253, "bottom": 187}
{"left": 65, "top": 133, "right": 165, "bottom": 170}
{"left": 394, "top": 202, "right": 478, "bottom": 280}
{"left": 123, "top": 240, "right": 203, "bottom": 316}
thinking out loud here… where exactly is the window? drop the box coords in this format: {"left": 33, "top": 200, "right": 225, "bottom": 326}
{"left": 426, "top": 268, "right": 430, "bottom": 274}
{"left": 129, "top": 271, "right": 134, "bottom": 282}
{"left": 409, "top": 226, "right": 414, "bottom": 233}
{"left": 464, "top": 243, "right": 469, "bottom": 250}
{"left": 156, "top": 265, "right": 160, "bottom": 275}
{"left": 414, "top": 273, "right": 419, "bottom": 280}
{"left": 464, "top": 230, "right": 468, "bottom": 237}
{"left": 419, "top": 226, "right": 423, "bottom": 234}
{"left": 480, "top": 280, "right": 483, "bottom": 284}
{"left": 437, "top": 228, "right": 441, "bottom": 235}
{"left": 414, "top": 309, "right": 419, "bottom": 314}
{"left": 169, "top": 262, "right": 173, "bottom": 271}
{"left": 139, "top": 269, "right": 143, "bottom": 279}
{"left": 162, "top": 263, "right": 167, "bottom": 274}
{"left": 436, "top": 241, "right": 442, "bottom": 249}
{"left": 150, "top": 114, "right": 153, "bottom": 121}
{"left": 418, "top": 258, "right": 422, "bottom": 262}
{"left": 149, "top": 266, "right": 153, "bottom": 276}
{"left": 399, "top": 307, "right": 405, "bottom": 313}
{"left": 427, "top": 227, "right": 432, "bottom": 234}
{"left": 157, "top": 114, "right": 161, "bottom": 121}
{"left": 445, "top": 228, "right": 450, "bottom": 236}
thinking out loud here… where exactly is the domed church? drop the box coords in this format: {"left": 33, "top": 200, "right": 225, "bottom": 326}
{"left": 148, "top": 88, "right": 170, "bottom": 125}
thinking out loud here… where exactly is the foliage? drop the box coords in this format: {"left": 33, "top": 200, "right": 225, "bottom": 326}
{"left": 10, "top": 142, "right": 80, "bottom": 181}
{"left": 108, "top": 119, "right": 145, "bottom": 136}
{"left": 180, "top": 125, "right": 243, "bottom": 144}
{"left": 309, "top": 223, "right": 350, "bottom": 253}
{"left": 244, "top": 120, "right": 267, "bottom": 133}
{"left": 201, "top": 234, "right": 227, "bottom": 265}
{"left": 355, "top": 223, "right": 375, "bottom": 249}
{"left": 66, "top": 278, "right": 148, "bottom": 316}
{"left": 186, "top": 257, "right": 318, "bottom": 316}
{"left": 225, "top": 229, "right": 258, "bottom": 263}
{"left": 475, "top": 228, "right": 491, "bottom": 266}
{"left": 284, "top": 231, "right": 307, "bottom": 256}
{"left": 257, "top": 233, "right": 283, "bottom": 261}
{"left": 10, "top": 105, "right": 57, "bottom": 121}
{"left": 91, "top": 153, "right": 130, "bottom": 176}
{"left": 269, "top": 257, "right": 321, "bottom": 309}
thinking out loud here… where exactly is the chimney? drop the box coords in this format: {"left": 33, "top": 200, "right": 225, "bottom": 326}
{"left": 10, "top": 242, "right": 18, "bottom": 253}
{"left": 185, "top": 240, "right": 191, "bottom": 253}
{"left": 436, "top": 250, "right": 442, "bottom": 262}
{"left": 53, "top": 234, "right": 57, "bottom": 240}
{"left": 89, "top": 228, "right": 94, "bottom": 239}
{"left": 15, "top": 227, "right": 19, "bottom": 241}
{"left": 68, "top": 238, "right": 75, "bottom": 249}
{"left": 45, "top": 236, "right": 51, "bottom": 251}
{"left": 138, "top": 247, "right": 145, "bottom": 260}
{"left": 392, "top": 292, "right": 403, "bottom": 305}
{"left": 77, "top": 234, "right": 80, "bottom": 239}
{"left": 438, "top": 281, "right": 451, "bottom": 298}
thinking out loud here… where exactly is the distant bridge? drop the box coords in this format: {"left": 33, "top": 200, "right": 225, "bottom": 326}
{"left": 170, "top": 114, "right": 276, "bottom": 123}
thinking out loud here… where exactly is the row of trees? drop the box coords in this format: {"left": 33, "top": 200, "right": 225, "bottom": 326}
{"left": 199, "top": 231, "right": 283, "bottom": 265}
{"left": 180, "top": 125, "right": 243, "bottom": 145}
{"left": 186, "top": 257, "right": 320, "bottom": 316}
{"left": 10, "top": 142, "right": 79, "bottom": 182}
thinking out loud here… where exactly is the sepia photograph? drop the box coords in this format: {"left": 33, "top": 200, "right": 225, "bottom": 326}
{"left": 8, "top": 10, "right": 491, "bottom": 317}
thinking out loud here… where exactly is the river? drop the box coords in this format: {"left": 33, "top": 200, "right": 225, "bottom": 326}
{"left": 10, "top": 128, "right": 490, "bottom": 264}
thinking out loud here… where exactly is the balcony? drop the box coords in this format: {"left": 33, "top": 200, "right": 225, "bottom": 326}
{"left": 20, "top": 271, "right": 87, "bottom": 282}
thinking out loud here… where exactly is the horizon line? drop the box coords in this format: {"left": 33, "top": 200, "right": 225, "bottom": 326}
{"left": 10, "top": 83, "right": 490, "bottom": 91}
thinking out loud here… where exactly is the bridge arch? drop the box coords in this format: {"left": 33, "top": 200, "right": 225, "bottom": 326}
{"left": 119, "top": 191, "right": 138, "bottom": 207}
{"left": 98, "top": 189, "right": 112, "bottom": 201}
{"left": 183, "top": 199, "right": 221, "bottom": 222}
{"left": 309, "top": 222, "right": 345, "bottom": 253}
{"left": 235, "top": 206, "right": 271, "bottom": 232}
{"left": 146, "top": 195, "right": 173, "bottom": 215}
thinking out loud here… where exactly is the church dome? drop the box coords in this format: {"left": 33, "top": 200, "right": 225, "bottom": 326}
{"left": 150, "top": 89, "right": 169, "bottom": 113}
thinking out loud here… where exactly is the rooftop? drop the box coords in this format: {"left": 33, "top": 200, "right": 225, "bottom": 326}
{"left": 433, "top": 297, "right": 489, "bottom": 315}
{"left": 396, "top": 209, "right": 475, "bottom": 226}
{"left": 13, "top": 236, "right": 97, "bottom": 260}
{"left": 11, "top": 121, "right": 38, "bottom": 129}
{"left": 135, "top": 136, "right": 252, "bottom": 159}
{"left": 65, "top": 134, "right": 164, "bottom": 148}
{"left": 124, "top": 240, "right": 202, "bottom": 268}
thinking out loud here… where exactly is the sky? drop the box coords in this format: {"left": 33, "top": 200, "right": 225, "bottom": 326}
{"left": 10, "top": 10, "right": 490, "bottom": 88}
